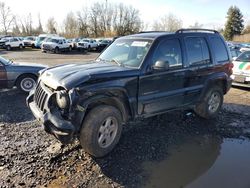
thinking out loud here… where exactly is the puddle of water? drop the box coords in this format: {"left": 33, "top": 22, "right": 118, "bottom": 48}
{"left": 142, "top": 136, "right": 250, "bottom": 188}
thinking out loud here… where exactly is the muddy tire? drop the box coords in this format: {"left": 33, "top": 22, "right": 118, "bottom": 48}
{"left": 194, "top": 86, "right": 223, "bottom": 119}
{"left": 16, "top": 75, "right": 37, "bottom": 93}
{"left": 80, "top": 105, "right": 123, "bottom": 157}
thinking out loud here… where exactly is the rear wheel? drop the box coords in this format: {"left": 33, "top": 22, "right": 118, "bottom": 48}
{"left": 80, "top": 105, "right": 123, "bottom": 157}
{"left": 19, "top": 44, "right": 23, "bottom": 49}
{"left": 194, "top": 86, "right": 223, "bottom": 119}
{"left": 16, "top": 75, "right": 37, "bottom": 93}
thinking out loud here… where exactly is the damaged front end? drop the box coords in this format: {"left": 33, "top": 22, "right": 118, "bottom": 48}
{"left": 27, "top": 81, "right": 81, "bottom": 144}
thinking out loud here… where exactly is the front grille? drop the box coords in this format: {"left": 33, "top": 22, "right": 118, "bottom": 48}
{"left": 34, "top": 82, "right": 49, "bottom": 112}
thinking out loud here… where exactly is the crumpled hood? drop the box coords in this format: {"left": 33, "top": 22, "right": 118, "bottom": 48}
{"left": 40, "top": 62, "right": 138, "bottom": 90}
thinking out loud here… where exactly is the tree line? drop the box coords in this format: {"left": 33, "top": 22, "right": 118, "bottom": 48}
{"left": 0, "top": 1, "right": 144, "bottom": 38}
{"left": 0, "top": 1, "right": 249, "bottom": 41}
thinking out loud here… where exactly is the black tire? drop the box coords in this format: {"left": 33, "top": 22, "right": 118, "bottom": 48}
{"left": 194, "top": 86, "right": 223, "bottom": 119}
{"left": 19, "top": 44, "right": 23, "bottom": 49}
{"left": 69, "top": 46, "right": 72, "bottom": 52}
{"left": 80, "top": 105, "right": 123, "bottom": 157}
{"left": 31, "top": 44, "right": 35, "bottom": 48}
{"left": 54, "top": 47, "right": 59, "bottom": 54}
{"left": 88, "top": 45, "right": 91, "bottom": 51}
{"left": 6, "top": 45, "right": 11, "bottom": 51}
{"left": 16, "top": 75, "right": 37, "bottom": 93}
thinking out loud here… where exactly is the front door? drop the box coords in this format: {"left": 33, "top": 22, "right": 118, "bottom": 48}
{"left": 138, "top": 38, "right": 185, "bottom": 116}
{"left": 0, "top": 62, "right": 7, "bottom": 88}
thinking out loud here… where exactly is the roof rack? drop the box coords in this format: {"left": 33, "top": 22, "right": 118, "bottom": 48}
{"left": 176, "top": 28, "right": 218, "bottom": 34}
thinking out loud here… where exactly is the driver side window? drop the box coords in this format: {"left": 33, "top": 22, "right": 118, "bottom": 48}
{"left": 153, "top": 38, "right": 182, "bottom": 68}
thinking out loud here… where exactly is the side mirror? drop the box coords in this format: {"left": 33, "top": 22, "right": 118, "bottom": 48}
{"left": 152, "top": 60, "right": 170, "bottom": 71}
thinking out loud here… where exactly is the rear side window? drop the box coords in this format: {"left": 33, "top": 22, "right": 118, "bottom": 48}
{"left": 185, "top": 37, "right": 210, "bottom": 66}
{"left": 210, "top": 37, "right": 229, "bottom": 62}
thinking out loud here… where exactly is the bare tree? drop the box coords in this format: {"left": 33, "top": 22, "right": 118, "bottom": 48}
{"left": 89, "top": 3, "right": 102, "bottom": 37}
{"left": 77, "top": 7, "right": 90, "bottom": 37}
{"left": 0, "top": 2, "right": 14, "bottom": 35}
{"left": 153, "top": 13, "right": 182, "bottom": 32}
{"left": 12, "top": 16, "right": 21, "bottom": 35}
{"left": 63, "top": 12, "right": 78, "bottom": 38}
{"left": 36, "top": 13, "right": 43, "bottom": 34}
{"left": 46, "top": 17, "right": 57, "bottom": 34}
{"left": 20, "top": 13, "right": 33, "bottom": 35}
{"left": 189, "top": 22, "right": 203, "bottom": 28}
{"left": 113, "top": 3, "right": 142, "bottom": 36}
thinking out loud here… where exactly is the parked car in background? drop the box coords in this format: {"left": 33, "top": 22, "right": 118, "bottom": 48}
{"left": 79, "top": 39, "right": 98, "bottom": 51}
{"left": 76, "top": 39, "right": 89, "bottom": 51}
{"left": 230, "top": 48, "right": 241, "bottom": 58}
{"left": 2, "top": 37, "right": 24, "bottom": 50}
{"left": 70, "top": 38, "right": 81, "bottom": 49}
{"left": 27, "top": 29, "right": 233, "bottom": 157}
{"left": 0, "top": 37, "right": 8, "bottom": 48}
{"left": 35, "top": 34, "right": 58, "bottom": 48}
{"left": 41, "top": 37, "right": 73, "bottom": 53}
{"left": 0, "top": 35, "right": 12, "bottom": 40}
{"left": 232, "top": 50, "right": 250, "bottom": 88}
{"left": 0, "top": 56, "right": 47, "bottom": 92}
{"left": 23, "top": 36, "right": 37, "bottom": 48}
{"left": 97, "top": 39, "right": 112, "bottom": 52}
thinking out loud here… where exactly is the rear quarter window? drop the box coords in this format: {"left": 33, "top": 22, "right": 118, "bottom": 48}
{"left": 210, "top": 37, "right": 229, "bottom": 62}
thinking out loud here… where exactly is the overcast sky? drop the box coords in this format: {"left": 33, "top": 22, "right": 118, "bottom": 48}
{"left": 1, "top": 0, "right": 250, "bottom": 29}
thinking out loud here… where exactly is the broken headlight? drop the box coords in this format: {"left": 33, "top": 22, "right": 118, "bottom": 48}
{"left": 56, "top": 90, "right": 69, "bottom": 109}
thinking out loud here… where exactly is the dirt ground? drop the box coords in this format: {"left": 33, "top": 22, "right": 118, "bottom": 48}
{"left": 0, "top": 49, "right": 250, "bottom": 188}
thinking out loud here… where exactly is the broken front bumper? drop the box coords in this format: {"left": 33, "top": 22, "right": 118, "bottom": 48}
{"left": 27, "top": 89, "right": 76, "bottom": 144}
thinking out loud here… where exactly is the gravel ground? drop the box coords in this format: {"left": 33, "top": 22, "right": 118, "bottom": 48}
{"left": 0, "top": 49, "right": 250, "bottom": 187}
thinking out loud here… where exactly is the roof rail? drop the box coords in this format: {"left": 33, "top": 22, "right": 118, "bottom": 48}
{"left": 138, "top": 31, "right": 169, "bottom": 34}
{"left": 176, "top": 28, "right": 218, "bottom": 34}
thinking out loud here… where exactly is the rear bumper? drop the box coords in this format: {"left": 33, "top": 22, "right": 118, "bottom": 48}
{"left": 27, "top": 91, "right": 75, "bottom": 144}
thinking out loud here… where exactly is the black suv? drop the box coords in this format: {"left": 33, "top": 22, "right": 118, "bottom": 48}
{"left": 27, "top": 29, "right": 233, "bottom": 157}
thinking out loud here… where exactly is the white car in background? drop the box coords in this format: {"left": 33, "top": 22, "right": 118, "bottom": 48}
{"left": 232, "top": 50, "right": 250, "bottom": 88}
{"left": 23, "top": 36, "right": 37, "bottom": 48}
{"left": 3, "top": 37, "right": 24, "bottom": 50}
{"left": 77, "top": 39, "right": 98, "bottom": 51}
{"left": 41, "top": 37, "right": 73, "bottom": 53}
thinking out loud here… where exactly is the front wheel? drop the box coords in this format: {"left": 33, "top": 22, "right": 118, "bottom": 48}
{"left": 54, "top": 47, "right": 59, "bottom": 54}
{"left": 17, "top": 75, "right": 37, "bottom": 93}
{"left": 19, "top": 44, "right": 23, "bottom": 49}
{"left": 194, "top": 86, "right": 223, "bottom": 119}
{"left": 6, "top": 45, "right": 11, "bottom": 51}
{"left": 80, "top": 105, "right": 123, "bottom": 157}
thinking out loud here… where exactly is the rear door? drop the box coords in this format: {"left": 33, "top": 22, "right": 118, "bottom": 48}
{"left": 138, "top": 38, "right": 186, "bottom": 116}
{"left": 182, "top": 36, "right": 213, "bottom": 105}
{"left": 0, "top": 62, "right": 7, "bottom": 88}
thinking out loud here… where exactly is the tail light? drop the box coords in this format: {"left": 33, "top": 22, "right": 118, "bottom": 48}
{"left": 227, "top": 62, "right": 234, "bottom": 75}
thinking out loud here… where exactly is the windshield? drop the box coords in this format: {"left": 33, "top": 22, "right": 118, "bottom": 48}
{"left": 0, "top": 56, "right": 12, "bottom": 65}
{"left": 236, "top": 51, "right": 250, "bottom": 62}
{"left": 97, "top": 38, "right": 152, "bottom": 68}
{"left": 46, "top": 38, "right": 59, "bottom": 43}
